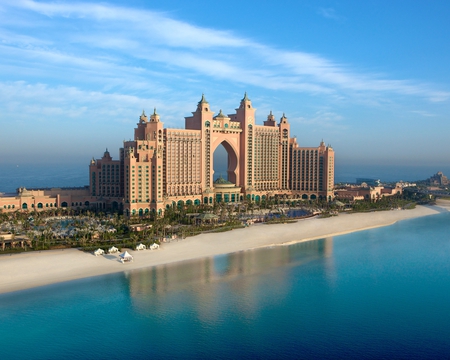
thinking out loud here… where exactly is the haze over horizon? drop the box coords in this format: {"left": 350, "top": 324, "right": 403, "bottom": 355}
{"left": 1, "top": 0, "right": 449, "bottom": 169}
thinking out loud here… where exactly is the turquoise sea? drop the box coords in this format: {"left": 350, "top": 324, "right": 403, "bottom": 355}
{"left": 1, "top": 211, "right": 450, "bottom": 359}
{"left": 1, "top": 163, "right": 450, "bottom": 193}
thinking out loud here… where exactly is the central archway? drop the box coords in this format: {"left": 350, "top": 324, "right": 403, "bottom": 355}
{"left": 212, "top": 140, "right": 238, "bottom": 185}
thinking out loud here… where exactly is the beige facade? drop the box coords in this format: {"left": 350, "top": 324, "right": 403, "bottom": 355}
{"left": 88, "top": 94, "right": 335, "bottom": 216}
{"left": 0, "top": 94, "right": 335, "bottom": 216}
{"left": 335, "top": 185, "right": 402, "bottom": 202}
{"left": 0, "top": 187, "right": 92, "bottom": 213}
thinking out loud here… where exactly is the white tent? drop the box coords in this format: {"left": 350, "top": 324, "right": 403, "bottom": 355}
{"left": 136, "top": 243, "right": 146, "bottom": 251}
{"left": 119, "top": 251, "right": 133, "bottom": 263}
{"left": 94, "top": 248, "right": 105, "bottom": 256}
{"left": 150, "top": 243, "right": 160, "bottom": 250}
{"left": 108, "top": 246, "right": 119, "bottom": 254}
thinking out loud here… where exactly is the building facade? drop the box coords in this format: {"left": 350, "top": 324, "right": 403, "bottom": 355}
{"left": 0, "top": 94, "right": 335, "bottom": 215}
{"left": 88, "top": 94, "right": 335, "bottom": 216}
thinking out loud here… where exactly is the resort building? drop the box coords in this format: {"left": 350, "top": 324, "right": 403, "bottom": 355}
{"left": 334, "top": 184, "right": 402, "bottom": 202}
{"left": 0, "top": 186, "right": 91, "bottom": 214}
{"left": 0, "top": 94, "right": 335, "bottom": 215}
{"left": 427, "top": 171, "right": 449, "bottom": 186}
{"left": 88, "top": 94, "right": 335, "bottom": 216}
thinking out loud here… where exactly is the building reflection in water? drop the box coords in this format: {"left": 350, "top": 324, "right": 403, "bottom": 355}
{"left": 125, "top": 237, "right": 334, "bottom": 320}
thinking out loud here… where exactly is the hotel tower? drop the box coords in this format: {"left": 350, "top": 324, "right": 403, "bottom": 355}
{"left": 89, "top": 94, "right": 334, "bottom": 216}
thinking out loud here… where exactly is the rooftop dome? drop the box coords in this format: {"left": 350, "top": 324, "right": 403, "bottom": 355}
{"left": 214, "top": 176, "right": 233, "bottom": 185}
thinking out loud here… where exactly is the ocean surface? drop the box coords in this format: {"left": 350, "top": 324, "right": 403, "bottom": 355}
{"left": 1, "top": 163, "right": 450, "bottom": 193}
{"left": 1, "top": 211, "right": 450, "bottom": 359}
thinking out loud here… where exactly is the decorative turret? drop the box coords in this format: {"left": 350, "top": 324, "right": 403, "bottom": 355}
{"left": 150, "top": 108, "right": 160, "bottom": 122}
{"left": 279, "top": 113, "right": 288, "bottom": 124}
{"left": 215, "top": 109, "right": 227, "bottom": 119}
{"left": 102, "top": 148, "right": 112, "bottom": 160}
{"left": 239, "top": 91, "right": 252, "bottom": 109}
{"left": 140, "top": 110, "right": 148, "bottom": 123}
{"left": 196, "top": 94, "right": 210, "bottom": 112}
{"left": 199, "top": 93, "right": 208, "bottom": 104}
{"left": 264, "top": 110, "right": 276, "bottom": 126}
{"left": 186, "top": 94, "right": 213, "bottom": 130}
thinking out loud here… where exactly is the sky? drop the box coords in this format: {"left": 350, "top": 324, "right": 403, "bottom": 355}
{"left": 1, "top": 0, "right": 450, "bottom": 173}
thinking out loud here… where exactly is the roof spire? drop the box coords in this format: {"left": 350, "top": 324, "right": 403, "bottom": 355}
{"left": 198, "top": 93, "right": 208, "bottom": 104}
{"left": 241, "top": 92, "right": 250, "bottom": 102}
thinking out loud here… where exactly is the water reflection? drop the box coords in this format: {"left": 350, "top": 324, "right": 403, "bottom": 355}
{"left": 126, "top": 237, "right": 334, "bottom": 316}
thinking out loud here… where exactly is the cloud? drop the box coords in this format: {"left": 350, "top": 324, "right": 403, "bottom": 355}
{"left": 317, "top": 7, "right": 345, "bottom": 21}
{"left": 410, "top": 110, "right": 437, "bottom": 117}
{"left": 296, "top": 109, "right": 345, "bottom": 127}
{"left": 1, "top": 0, "right": 449, "bottom": 105}
{"left": 0, "top": 81, "right": 197, "bottom": 127}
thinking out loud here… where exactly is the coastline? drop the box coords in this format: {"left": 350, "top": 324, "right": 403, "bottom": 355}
{"left": 1, "top": 201, "right": 449, "bottom": 295}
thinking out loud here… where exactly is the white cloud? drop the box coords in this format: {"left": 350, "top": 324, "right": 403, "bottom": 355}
{"left": 317, "top": 7, "right": 345, "bottom": 22}
{"left": 295, "top": 110, "right": 345, "bottom": 129}
{"left": 410, "top": 110, "right": 437, "bottom": 117}
{"left": 1, "top": 0, "right": 449, "bottom": 107}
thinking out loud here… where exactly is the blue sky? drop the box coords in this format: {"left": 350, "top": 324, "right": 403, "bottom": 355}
{"left": 1, "top": 0, "right": 450, "bottom": 170}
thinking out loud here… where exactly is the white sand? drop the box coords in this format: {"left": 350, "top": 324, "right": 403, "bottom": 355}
{"left": 1, "top": 201, "right": 449, "bottom": 294}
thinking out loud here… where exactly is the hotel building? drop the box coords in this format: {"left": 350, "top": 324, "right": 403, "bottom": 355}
{"left": 89, "top": 94, "right": 335, "bottom": 216}
{"left": 0, "top": 94, "right": 334, "bottom": 215}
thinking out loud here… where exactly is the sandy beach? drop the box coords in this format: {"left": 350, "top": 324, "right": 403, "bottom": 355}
{"left": 1, "top": 200, "right": 449, "bottom": 295}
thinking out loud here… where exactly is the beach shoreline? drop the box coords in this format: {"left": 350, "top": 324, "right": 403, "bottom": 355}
{"left": 1, "top": 201, "right": 449, "bottom": 295}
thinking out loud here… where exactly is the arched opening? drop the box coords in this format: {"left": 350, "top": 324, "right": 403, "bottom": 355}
{"left": 311, "top": 194, "right": 317, "bottom": 200}
{"left": 213, "top": 141, "right": 238, "bottom": 184}
{"left": 302, "top": 194, "right": 308, "bottom": 200}
{"left": 37, "top": 203, "right": 43, "bottom": 209}
{"left": 194, "top": 199, "right": 200, "bottom": 205}
{"left": 139, "top": 208, "right": 143, "bottom": 216}
{"left": 112, "top": 201, "right": 119, "bottom": 210}
{"left": 61, "top": 202, "right": 68, "bottom": 208}
{"left": 22, "top": 203, "right": 28, "bottom": 210}
{"left": 84, "top": 201, "right": 90, "bottom": 207}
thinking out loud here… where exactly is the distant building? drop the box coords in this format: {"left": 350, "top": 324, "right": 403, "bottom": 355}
{"left": 335, "top": 184, "right": 402, "bottom": 202}
{"left": 356, "top": 178, "right": 381, "bottom": 187}
{"left": 428, "top": 171, "right": 449, "bottom": 186}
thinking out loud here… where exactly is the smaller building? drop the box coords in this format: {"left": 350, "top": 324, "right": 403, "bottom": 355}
{"left": 356, "top": 178, "right": 381, "bottom": 187}
{"left": 335, "top": 185, "right": 402, "bottom": 202}
{"left": 428, "top": 171, "right": 449, "bottom": 186}
{"left": 213, "top": 176, "right": 242, "bottom": 203}
{"left": 0, "top": 187, "right": 92, "bottom": 213}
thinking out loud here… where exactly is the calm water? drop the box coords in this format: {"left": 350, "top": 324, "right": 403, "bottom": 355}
{"left": 1, "top": 212, "right": 450, "bottom": 359}
{"left": 2, "top": 163, "right": 450, "bottom": 193}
